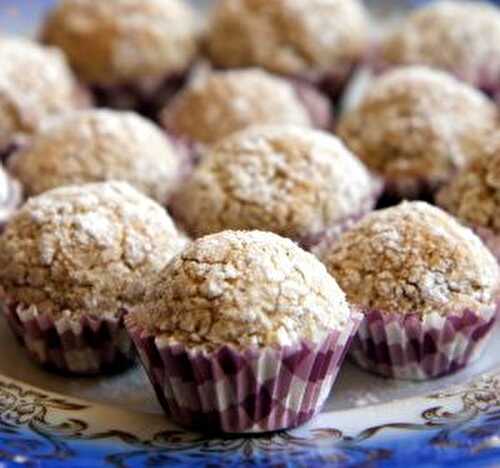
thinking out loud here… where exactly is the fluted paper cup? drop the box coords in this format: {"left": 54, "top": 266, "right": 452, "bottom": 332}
{"left": 127, "top": 313, "right": 362, "bottom": 433}
{"left": 350, "top": 305, "right": 497, "bottom": 381}
{"left": 3, "top": 299, "right": 134, "bottom": 375}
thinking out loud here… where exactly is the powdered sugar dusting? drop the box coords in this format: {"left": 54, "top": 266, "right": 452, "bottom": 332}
{"left": 437, "top": 133, "right": 500, "bottom": 234}
{"left": 0, "top": 167, "right": 9, "bottom": 203}
{"left": 338, "top": 66, "right": 497, "bottom": 189}
{"left": 162, "top": 69, "right": 312, "bottom": 145}
{"left": 0, "top": 166, "right": 21, "bottom": 226}
{"left": 322, "top": 201, "right": 500, "bottom": 316}
{"left": 8, "top": 109, "right": 181, "bottom": 203}
{"left": 380, "top": 1, "right": 500, "bottom": 88}
{"left": 0, "top": 36, "right": 80, "bottom": 150}
{"left": 0, "top": 182, "right": 186, "bottom": 319}
{"left": 172, "top": 125, "right": 378, "bottom": 240}
{"left": 43, "top": 0, "right": 199, "bottom": 84}
{"left": 207, "top": 0, "right": 368, "bottom": 76}
{"left": 128, "top": 230, "right": 353, "bottom": 350}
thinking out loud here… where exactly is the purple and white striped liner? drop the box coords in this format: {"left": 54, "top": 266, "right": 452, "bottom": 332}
{"left": 126, "top": 313, "right": 362, "bottom": 433}
{"left": 350, "top": 305, "right": 497, "bottom": 381}
{"left": 3, "top": 300, "right": 134, "bottom": 375}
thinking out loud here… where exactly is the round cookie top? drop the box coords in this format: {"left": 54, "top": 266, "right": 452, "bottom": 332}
{"left": 127, "top": 230, "right": 352, "bottom": 350}
{"left": 0, "top": 36, "right": 83, "bottom": 151}
{"left": 437, "top": 134, "right": 500, "bottom": 234}
{"left": 42, "top": 0, "right": 199, "bottom": 85}
{"left": 322, "top": 202, "right": 500, "bottom": 317}
{"left": 161, "top": 68, "right": 312, "bottom": 146}
{"left": 173, "top": 125, "right": 378, "bottom": 241}
{"left": 337, "top": 66, "right": 497, "bottom": 189}
{"left": 0, "top": 182, "right": 186, "bottom": 319}
{"left": 206, "top": 0, "right": 368, "bottom": 76}
{"left": 379, "top": 1, "right": 500, "bottom": 89}
{"left": 8, "top": 109, "right": 181, "bottom": 203}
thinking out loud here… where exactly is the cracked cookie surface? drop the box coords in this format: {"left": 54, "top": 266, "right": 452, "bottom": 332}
{"left": 128, "top": 230, "right": 352, "bottom": 349}
{"left": 161, "top": 69, "right": 312, "bottom": 146}
{"left": 9, "top": 109, "right": 181, "bottom": 203}
{"left": 0, "top": 182, "right": 186, "bottom": 320}
{"left": 207, "top": 0, "right": 367, "bottom": 76}
{"left": 338, "top": 67, "right": 497, "bottom": 189}
{"left": 0, "top": 37, "right": 82, "bottom": 151}
{"left": 172, "top": 125, "right": 377, "bottom": 240}
{"left": 437, "top": 134, "right": 500, "bottom": 233}
{"left": 321, "top": 201, "right": 499, "bottom": 316}
{"left": 380, "top": 1, "right": 500, "bottom": 88}
{"left": 42, "top": 0, "right": 199, "bottom": 85}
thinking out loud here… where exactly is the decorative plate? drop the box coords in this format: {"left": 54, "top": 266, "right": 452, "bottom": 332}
{"left": 0, "top": 0, "right": 499, "bottom": 467}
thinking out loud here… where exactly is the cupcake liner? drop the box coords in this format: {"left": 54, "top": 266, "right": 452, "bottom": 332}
{"left": 290, "top": 80, "right": 333, "bottom": 130}
{"left": 165, "top": 131, "right": 205, "bottom": 168}
{"left": 127, "top": 314, "right": 362, "bottom": 433}
{"left": 90, "top": 71, "right": 189, "bottom": 120}
{"left": 350, "top": 305, "right": 497, "bottom": 381}
{"left": 3, "top": 300, "right": 134, "bottom": 375}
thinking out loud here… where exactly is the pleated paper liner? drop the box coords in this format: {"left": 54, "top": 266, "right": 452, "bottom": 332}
{"left": 126, "top": 312, "right": 362, "bottom": 433}
{"left": 350, "top": 304, "right": 497, "bottom": 381}
{"left": 3, "top": 299, "right": 134, "bottom": 375}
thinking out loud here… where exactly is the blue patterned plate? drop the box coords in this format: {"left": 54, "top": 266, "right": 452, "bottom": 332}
{"left": 0, "top": 0, "right": 499, "bottom": 466}
{"left": 0, "top": 355, "right": 498, "bottom": 467}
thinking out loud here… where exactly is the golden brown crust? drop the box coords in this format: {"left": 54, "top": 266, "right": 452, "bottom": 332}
{"left": 380, "top": 1, "right": 500, "bottom": 87}
{"left": 9, "top": 110, "right": 181, "bottom": 203}
{"left": 161, "top": 68, "right": 312, "bottom": 145}
{"left": 321, "top": 202, "right": 500, "bottom": 316}
{"left": 337, "top": 67, "right": 497, "bottom": 189}
{"left": 437, "top": 134, "right": 500, "bottom": 233}
{"left": 0, "top": 37, "right": 83, "bottom": 150}
{"left": 0, "top": 182, "right": 186, "bottom": 320}
{"left": 43, "top": 0, "right": 199, "bottom": 85}
{"left": 207, "top": 0, "right": 368, "bottom": 76}
{"left": 173, "top": 125, "right": 377, "bottom": 240}
{"left": 127, "top": 230, "right": 352, "bottom": 349}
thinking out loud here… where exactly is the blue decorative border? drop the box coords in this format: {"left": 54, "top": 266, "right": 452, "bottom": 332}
{"left": 0, "top": 375, "right": 496, "bottom": 467}
{"left": 0, "top": 406, "right": 497, "bottom": 467}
